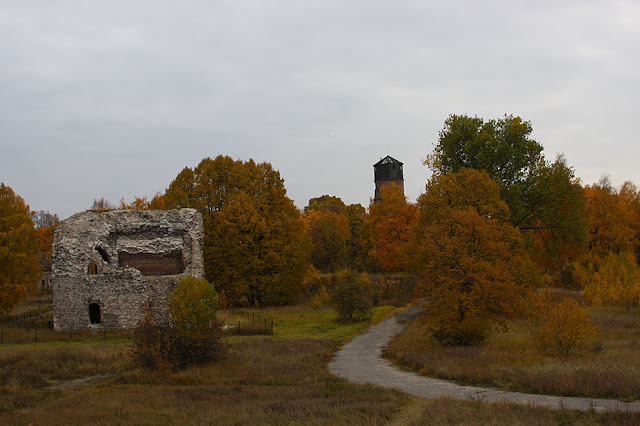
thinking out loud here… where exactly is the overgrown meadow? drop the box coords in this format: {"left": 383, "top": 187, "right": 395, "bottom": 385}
{"left": 2, "top": 294, "right": 640, "bottom": 425}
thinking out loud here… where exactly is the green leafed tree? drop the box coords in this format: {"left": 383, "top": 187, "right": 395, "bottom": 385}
{"left": 0, "top": 183, "right": 41, "bottom": 315}
{"left": 427, "top": 114, "right": 587, "bottom": 272}
{"left": 331, "top": 269, "right": 373, "bottom": 321}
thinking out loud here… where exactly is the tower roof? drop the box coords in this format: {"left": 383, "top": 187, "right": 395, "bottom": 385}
{"left": 373, "top": 155, "right": 403, "bottom": 167}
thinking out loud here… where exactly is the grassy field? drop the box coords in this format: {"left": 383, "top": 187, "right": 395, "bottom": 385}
{"left": 385, "top": 305, "right": 640, "bottom": 401}
{"left": 3, "top": 298, "right": 640, "bottom": 424}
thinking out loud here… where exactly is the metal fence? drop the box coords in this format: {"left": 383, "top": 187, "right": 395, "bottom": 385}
{"left": 0, "top": 306, "right": 273, "bottom": 344}
{"left": 224, "top": 307, "right": 274, "bottom": 335}
{"left": 0, "top": 322, "right": 132, "bottom": 344}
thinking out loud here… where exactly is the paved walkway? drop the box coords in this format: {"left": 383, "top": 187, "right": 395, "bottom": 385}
{"left": 328, "top": 307, "right": 640, "bottom": 413}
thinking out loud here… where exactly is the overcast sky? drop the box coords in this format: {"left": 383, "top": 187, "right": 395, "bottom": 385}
{"left": 1, "top": 1, "right": 638, "bottom": 219}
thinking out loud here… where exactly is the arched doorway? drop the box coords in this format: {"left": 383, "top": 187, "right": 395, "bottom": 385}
{"left": 89, "top": 303, "right": 101, "bottom": 324}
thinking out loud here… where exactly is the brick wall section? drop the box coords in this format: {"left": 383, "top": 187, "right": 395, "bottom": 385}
{"left": 118, "top": 251, "right": 184, "bottom": 276}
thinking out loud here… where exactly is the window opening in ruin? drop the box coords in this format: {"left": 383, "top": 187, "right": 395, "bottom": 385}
{"left": 88, "top": 262, "right": 99, "bottom": 275}
{"left": 89, "top": 303, "right": 101, "bottom": 324}
{"left": 96, "top": 246, "right": 110, "bottom": 263}
{"left": 118, "top": 250, "right": 184, "bottom": 276}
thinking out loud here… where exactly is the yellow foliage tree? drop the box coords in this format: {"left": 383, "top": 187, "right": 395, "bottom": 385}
{"left": 574, "top": 251, "right": 640, "bottom": 308}
{"left": 168, "top": 275, "right": 219, "bottom": 337}
{"left": 0, "top": 183, "right": 41, "bottom": 315}
{"left": 584, "top": 177, "right": 639, "bottom": 257}
{"left": 303, "top": 209, "right": 351, "bottom": 272}
{"left": 527, "top": 293, "right": 596, "bottom": 357}
{"left": 411, "top": 169, "right": 535, "bottom": 345}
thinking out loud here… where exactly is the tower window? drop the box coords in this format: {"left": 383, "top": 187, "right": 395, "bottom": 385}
{"left": 88, "top": 262, "right": 99, "bottom": 275}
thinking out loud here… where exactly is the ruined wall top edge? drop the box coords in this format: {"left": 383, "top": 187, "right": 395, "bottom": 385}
{"left": 52, "top": 208, "right": 204, "bottom": 278}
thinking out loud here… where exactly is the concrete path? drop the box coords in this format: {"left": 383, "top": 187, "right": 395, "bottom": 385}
{"left": 328, "top": 306, "right": 640, "bottom": 413}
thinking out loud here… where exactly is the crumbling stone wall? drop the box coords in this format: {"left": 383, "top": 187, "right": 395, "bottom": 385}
{"left": 52, "top": 209, "right": 204, "bottom": 331}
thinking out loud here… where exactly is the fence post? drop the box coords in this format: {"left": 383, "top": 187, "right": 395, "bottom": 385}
{"left": 1, "top": 327, "right": 3, "bottom": 344}
{"left": 70, "top": 330, "right": 72, "bottom": 341}
{"left": 34, "top": 322, "right": 38, "bottom": 343}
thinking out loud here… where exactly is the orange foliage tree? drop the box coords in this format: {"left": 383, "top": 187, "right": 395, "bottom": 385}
{"left": 0, "top": 183, "right": 41, "bottom": 314}
{"left": 303, "top": 195, "right": 373, "bottom": 272}
{"left": 410, "top": 169, "right": 535, "bottom": 345}
{"left": 584, "top": 176, "right": 639, "bottom": 257}
{"left": 368, "top": 185, "right": 418, "bottom": 272}
{"left": 164, "top": 156, "right": 308, "bottom": 306}
{"left": 118, "top": 192, "right": 166, "bottom": 210}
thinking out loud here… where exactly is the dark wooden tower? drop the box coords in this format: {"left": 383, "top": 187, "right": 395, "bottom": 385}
{"left": 373, "top": 155, "right": 404, "bottom": 203}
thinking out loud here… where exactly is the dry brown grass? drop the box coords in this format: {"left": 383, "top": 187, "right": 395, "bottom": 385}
{"left": 401, "top": 397, "right": 640, "bottom": 425}
{"left": 5, "top": 383, "right": 404, "bottom": 425}
{"left": 4, "top": 299, "right": 640, "bottom": 424}
{"left": 0, "top": 342, "right": 131, "bottom": 388}
{"left": 385, "top": 306, "right": 640, "bottom": 400}
{"left": 1, "top": 338, "right": 409, "bottom": 425}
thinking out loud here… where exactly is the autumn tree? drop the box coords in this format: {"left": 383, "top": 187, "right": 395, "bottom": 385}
{"left": 344, "top": 203, "right": 377, "bottom": 271}
{"left": 164, "top": 156, "right": 308, "bottom": 305}
{"left": 36, "top": 224, "right": 57, "bottom": 267}
{"left": 584, "top": 176, "right": 639, "bottom": 257}
{"left": 303, "top": 195, "right": 374, "bottom": 272}
{"left": 574, "top": 251, "right": 640, "bottom": 308}
{"left": 168, "top": 275, "right": 219, "bottom": 337}
{"left": 524, "top": 291, "right": 596, "bottom": 357}
{"left": 411, "top": 169, "right": 535, "bottom": 345}
{"left": 427, "top": 114, "right": 587, "bottom": 272}
{"left": 330, "top": 269, "right": 373, "bottom": 321}
{"left": 117, "top": 192, "right": 166, "bottom": 210}
{"left": 133, "top": 275, "right": 225, "bottom": 372}
{"left": 303, "top": 208, "right": 350, "bottom": 271}
{"left": 0, "top": 183, "right": 41, "bottom": 315}
{"left": 368, "top": 185, "right": 418, "bottom": 272}
{"left": 304, "top": 195, "right": 346, "bottom": 214}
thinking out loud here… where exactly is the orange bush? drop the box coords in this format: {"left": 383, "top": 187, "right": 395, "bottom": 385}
{"left": 525, "top": 293, "right": 596, "bottom": 357}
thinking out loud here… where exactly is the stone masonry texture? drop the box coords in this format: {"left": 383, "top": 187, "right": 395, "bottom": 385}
{"left": 52, "top": 209, "right": 204, "bottom": 331}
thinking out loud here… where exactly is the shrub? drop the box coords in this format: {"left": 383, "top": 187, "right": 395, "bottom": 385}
{"left": 218, "top": 291, "right": 228, "bottom": 309}
{"left": 168, "top": 275, "right": 218, "bottom": 337}
{"left": 132, "top": 315, "right": 226, "bottom": 373}
{"left": 525, "top": 291, "right": 596, "bottom": 357}
{"left": 132, "top": 276, "right": 226, "bottom": 372}
{"left": 311, "top": 285, "right": 330, "bottom": 308}
{"left": 330, "top": 269, "right": 372, "bottom": 321}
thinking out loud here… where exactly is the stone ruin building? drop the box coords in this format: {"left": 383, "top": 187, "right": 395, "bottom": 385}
{"left": 373, "top": 155, "right": 404, "bottom": 203}
{"left": 52, "top": 208, "right": 204, "bottom": 331}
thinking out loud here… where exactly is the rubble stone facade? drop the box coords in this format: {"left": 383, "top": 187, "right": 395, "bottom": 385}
{"left": 52, "top": 209, "right": 204, "bottom": 331}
